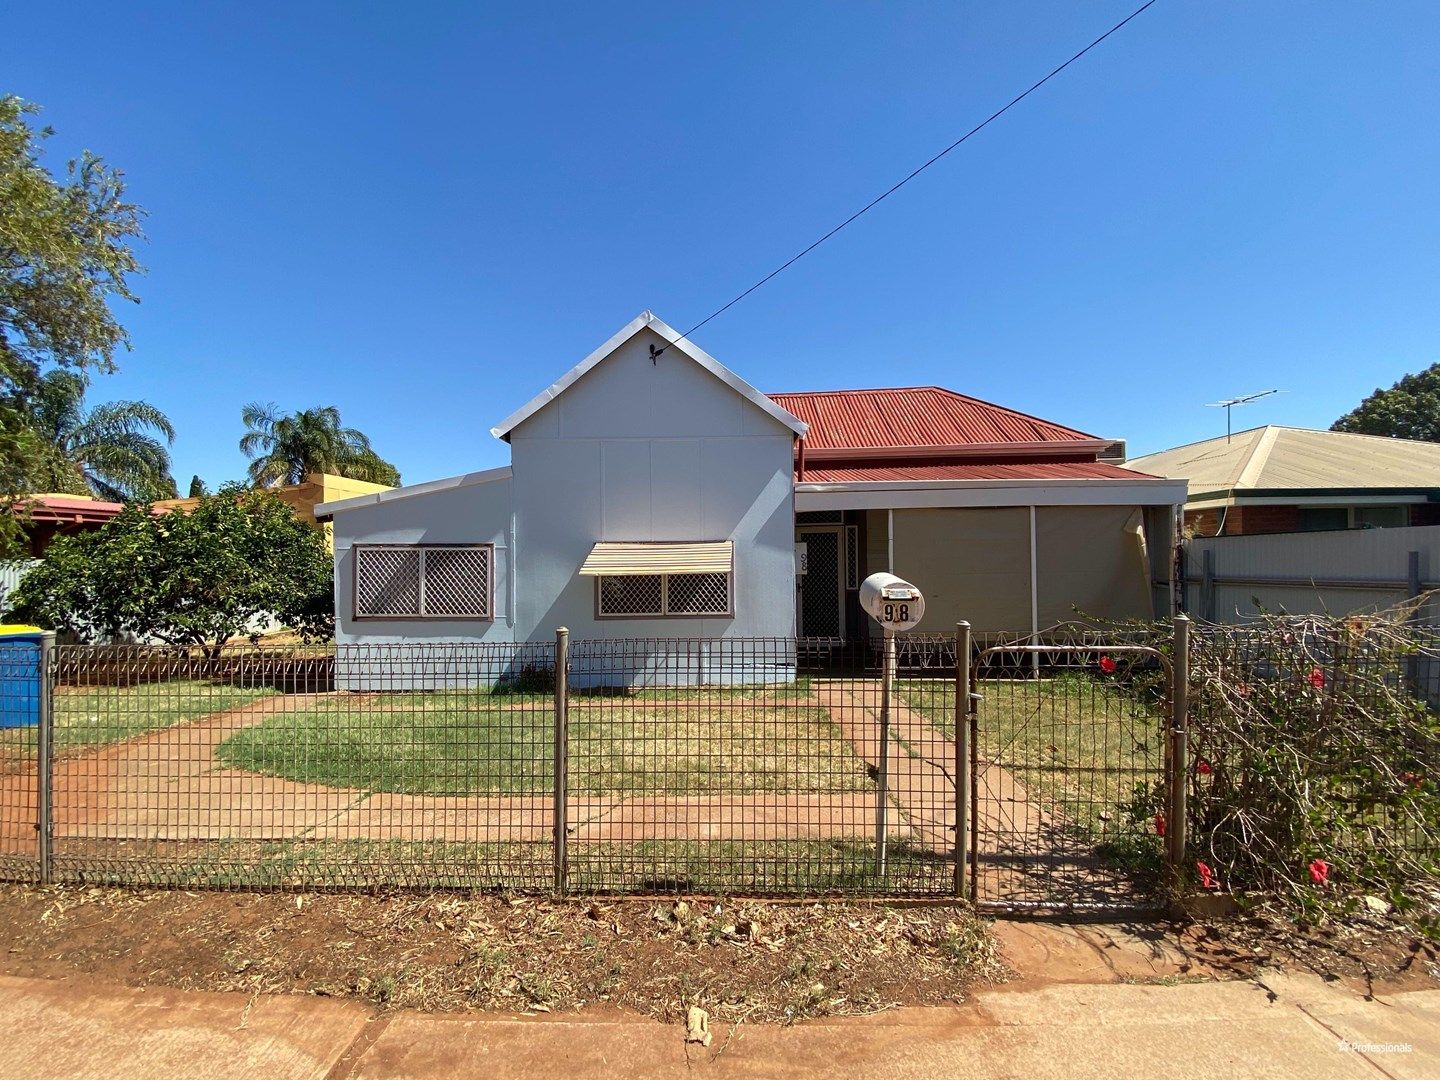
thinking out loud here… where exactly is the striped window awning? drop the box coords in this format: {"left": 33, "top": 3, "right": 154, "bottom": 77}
{"left": 577, "top": 540, "right": 734, "bottom": 577}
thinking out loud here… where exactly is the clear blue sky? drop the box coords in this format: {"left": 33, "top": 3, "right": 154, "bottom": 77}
{"left": 5, "top": 2, "right": 1438, "bottom": 486}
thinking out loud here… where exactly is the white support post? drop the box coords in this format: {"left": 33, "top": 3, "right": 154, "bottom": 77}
{"left": 1028, "top": 506, "right": 1039, "bottom": 674}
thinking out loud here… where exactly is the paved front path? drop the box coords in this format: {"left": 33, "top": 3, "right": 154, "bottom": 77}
{"left": 3, "top": 965, "right": 1435, "bottom": 1078}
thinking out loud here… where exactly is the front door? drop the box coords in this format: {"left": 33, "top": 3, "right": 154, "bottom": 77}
{"left": 796, "top": 526, "right": 845, "bottom": 641}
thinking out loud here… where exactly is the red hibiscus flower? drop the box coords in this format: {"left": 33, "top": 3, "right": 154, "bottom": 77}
{"left": 1099, "top": 655, "right": 1117, "bottom": 674}
{"left": 1153, "top": 812, "right": 1166, "bottom": 837}
{"left": 1196, "top": 862, "right": 1217, "bottom": 889}
{"left": 1307, "top": 667, "right": 1325, "bottom": 689}
{"left": 1308, "top": 859, "right": 1330, "bottom": 886}
{"left": 1195, "top": 759, "right": 1213, "bottom": 776}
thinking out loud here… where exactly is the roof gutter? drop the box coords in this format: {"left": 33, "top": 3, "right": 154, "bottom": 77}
{"left": 315, "top": 466, "right": 513, "bottom": 519}
{"left": 796, "top": 476, "right": 1186, "bottom": 493}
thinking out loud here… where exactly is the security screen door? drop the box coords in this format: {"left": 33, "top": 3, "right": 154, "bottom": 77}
{"left": 797, "top": 526, "right": 844, "bottom": 640}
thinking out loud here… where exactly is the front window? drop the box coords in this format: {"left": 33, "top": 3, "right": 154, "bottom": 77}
{"left": 596, "top": 571, "right": 732, "bottom": 618}
{"left": 353, "top": 544, "right": 493, "bottom": 619}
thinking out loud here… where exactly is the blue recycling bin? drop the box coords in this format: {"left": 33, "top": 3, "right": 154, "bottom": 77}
{"left": 0, "top": 626, "right": 44, "bottom": 729}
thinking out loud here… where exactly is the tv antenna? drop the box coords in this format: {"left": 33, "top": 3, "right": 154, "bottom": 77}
{"left": 1207, "top": 389, "right": 1283, "bottom": 442}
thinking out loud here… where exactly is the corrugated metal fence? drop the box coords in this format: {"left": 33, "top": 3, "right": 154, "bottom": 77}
{"left": 1183, "top": 525, "right": 1440, "bottom": 623}
{"left": 0, "top": 560, "right": 38, "bottom": 618}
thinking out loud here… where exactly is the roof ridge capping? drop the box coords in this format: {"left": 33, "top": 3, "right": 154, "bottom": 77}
{"left": 489, "top": 311, "right": 808, "bottom": 441}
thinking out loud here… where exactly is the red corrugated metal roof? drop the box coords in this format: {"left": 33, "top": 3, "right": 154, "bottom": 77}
{"left": 800, "top": 461, "right": 1158, "bottom": 483}
{"left": 769, "top": 387, "right": 1096, "bottom": 450}
{"left": 17, "top": 495, "right": 127, "bottom": 524}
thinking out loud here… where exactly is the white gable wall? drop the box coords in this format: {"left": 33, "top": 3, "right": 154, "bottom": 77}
{"left": 510, "top": 326, "right": 796, "bottom": 641}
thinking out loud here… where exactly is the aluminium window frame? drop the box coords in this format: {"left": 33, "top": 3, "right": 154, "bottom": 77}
{"left": 352, "top": 542, "right": 495, "bottom": 622}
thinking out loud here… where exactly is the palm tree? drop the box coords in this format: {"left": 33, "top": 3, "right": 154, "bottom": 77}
{"left": 24, "top": 370, "right": 177, "bottom": 501}
{"left": 239, "top": 403, "right": 401, "bottom": 488}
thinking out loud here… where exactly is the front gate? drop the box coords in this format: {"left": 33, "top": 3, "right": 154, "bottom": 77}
{"left": 965, "top": 636, "right": 1176, "bottom": 913}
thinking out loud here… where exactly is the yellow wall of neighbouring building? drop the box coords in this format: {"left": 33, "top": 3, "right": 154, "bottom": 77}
{"left": 154, "top": 473, "right": 392, "bottom": 551}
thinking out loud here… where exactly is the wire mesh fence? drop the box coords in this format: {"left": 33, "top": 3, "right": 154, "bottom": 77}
{"left": 0, "top": 641, "right": 41, "bottom": 882}
{"left": 9, "top": 619, "right": 1426, "bottom": 908}
{"left": 0, "top": 636, "right": 965, "bottom": 896}
{"left": 564, "top": 636, "right": 959, "bottom": 894}
{"left": 967, "top": 630, "right": 1174, "bottom": 912}
{"left": 38, "top": 643, "right": 557, "bottom": 890}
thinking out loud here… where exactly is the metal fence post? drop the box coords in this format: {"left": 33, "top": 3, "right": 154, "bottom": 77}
{"left": 1406, "top": 551, "right": 1423, "bottom": 695}
{"left": 36, "top": 631, "right": 55, "bottom": 886}
{"left": 969, "top": 696, "right": 980, "bottom": 903}
{"left": 954, "top": 622, "right": 971, "bottom": 899}
{"left": 1201, "top": 549, "right": 1216, "bottom": 622}
{"left": 875, "top": 630, "right": 894, "bottom": 878}
{"left": 1168, "top": 615, "right": 1190, "bottom": 877}
{"left": 553, "top": 627, "right": 569, "bottom": 896}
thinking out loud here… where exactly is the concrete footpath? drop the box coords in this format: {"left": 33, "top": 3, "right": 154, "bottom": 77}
{"left": 2, "top": 967, "right": 1437, "bottom": 1080}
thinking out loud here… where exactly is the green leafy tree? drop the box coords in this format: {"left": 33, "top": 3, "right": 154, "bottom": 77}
{"left": 1332, "top": 362, "right": 1440, "bottom": 442}
{"left": 240, "top": 402, "right": 401, "bottom": 488}
{"left": 0, "top": 95, "right": 146, "bottom": 548}
{"left": 10, "top": 486, "right": 334, "bottom": 651}
{"left": 187, "top": 474, "right": 207, "bottom": 498}
{"left": 22, "top": 369, "right": 176, "bottom": 500}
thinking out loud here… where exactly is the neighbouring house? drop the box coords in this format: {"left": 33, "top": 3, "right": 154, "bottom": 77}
{"left": 1, "top": 474, "right": 393, "bottom": 621}
{"left": 1, "top": 494, "right": 131, "bottom": 616}
{"left": 1126, "top": 426, "right": 1440, "bottom": 538}
{"left": 153, "top": 472, "right": 393, "bottom": 552}
{"left": 10, "top": 493, "right": 128, "bottom": 557}
{"left": 316, "top": 312, "right": 1185, "bottom": 684}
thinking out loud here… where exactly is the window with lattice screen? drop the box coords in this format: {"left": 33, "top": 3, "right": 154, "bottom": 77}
{"left": 598, "top": 575, "right": 664, "bottom": 616}
{"left": 354, "top": 545, "right": 492, "bottom": 619}
{"left": 666, "top": 572, "right": 730, "bottom": 615}
{"left": 596, "top": 571, "right": 732, "bottom": 618}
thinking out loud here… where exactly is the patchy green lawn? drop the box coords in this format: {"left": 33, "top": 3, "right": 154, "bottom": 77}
{"left": 0, "top": 681, "right": 278, "bottom": 755}
{"left": 901, "top": 675, "right": 1167, "bottom": 837}
{"left": 215, "top": 691, "right": 869, "bottom": 797}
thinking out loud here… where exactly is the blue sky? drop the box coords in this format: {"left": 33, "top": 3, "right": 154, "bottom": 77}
{"left": 5, "top": 2, "right": 1438, "bottom": 486}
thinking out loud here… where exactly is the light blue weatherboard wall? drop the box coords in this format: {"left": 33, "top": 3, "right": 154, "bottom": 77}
{"left": 331, "top": 472, "right": 517, "bottom": 689}
{"left": 332, "top": 472, "right": 515, "bottom": 646}
{"left": 330, "top": 322, "right": 797, "bottom": 687}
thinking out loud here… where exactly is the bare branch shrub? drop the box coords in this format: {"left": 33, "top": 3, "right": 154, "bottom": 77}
{"left": 1188, "top": 599, "right": 1440, "bottom": 928}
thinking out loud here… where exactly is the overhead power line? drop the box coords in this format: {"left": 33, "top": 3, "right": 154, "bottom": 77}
{"left": 655, "top": 0, "right": 1162, "bottom": 359}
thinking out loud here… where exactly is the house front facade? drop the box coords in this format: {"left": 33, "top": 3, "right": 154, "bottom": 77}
{"left": 317, "top": 313, "right": 1186, "bottom": 678}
